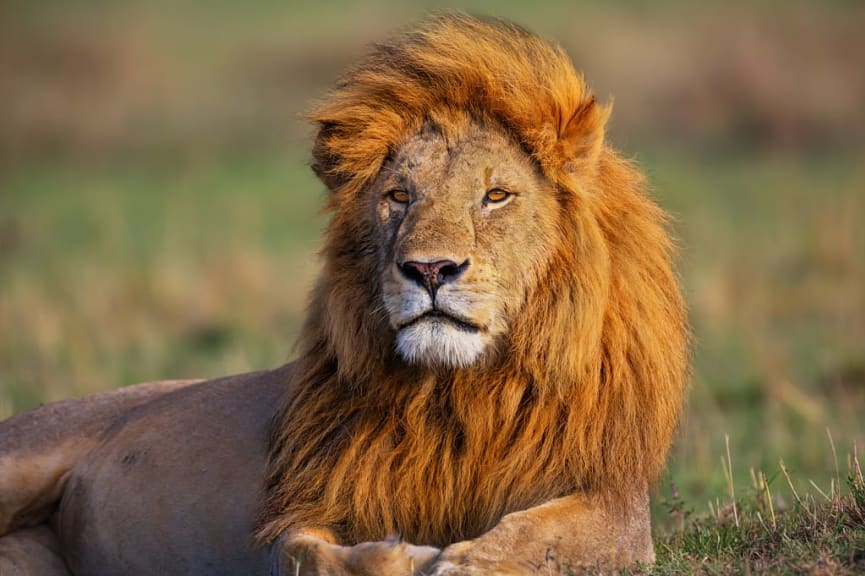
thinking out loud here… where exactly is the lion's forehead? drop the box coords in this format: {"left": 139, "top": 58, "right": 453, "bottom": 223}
{"left": 385, "top": 122, "right": 537, "bottom": 201}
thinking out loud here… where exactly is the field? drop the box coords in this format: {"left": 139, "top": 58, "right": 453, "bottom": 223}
{"left": 1, "top": 1, "right": 864, "bottom": 572}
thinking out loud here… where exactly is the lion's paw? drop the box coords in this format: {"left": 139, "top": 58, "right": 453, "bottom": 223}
{"left": 426, "top": 559, "right": 485, "bottom": 576}
{"left": 425, "top": 542, "right": 528, "bottom": 576}
{"left": 279, "top": 534, "right": 440, "bottom": 576}
{"left": 427, "top": 560, "right": 528, "bottom": 576}
{"left": 344, "top": 538, "right": 440, "bottom": 575}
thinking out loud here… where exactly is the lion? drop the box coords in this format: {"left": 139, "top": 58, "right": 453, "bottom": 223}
{"left": 0, "top": 14, "right": 688, "bottom": 575}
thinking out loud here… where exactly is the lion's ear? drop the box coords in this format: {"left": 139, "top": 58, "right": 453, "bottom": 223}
{"left": 556, "top": 97, "right": 611, "bottom": 176}
{"left": 311, "top": 124, "right": 350, "bottom": 192}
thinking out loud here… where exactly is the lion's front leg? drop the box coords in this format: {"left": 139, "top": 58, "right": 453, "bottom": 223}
{"left": 429, "top": 489, "right": 654, "bottom": 575}
{"left": 272, "top": 529, "right": 440, "bottom": 576}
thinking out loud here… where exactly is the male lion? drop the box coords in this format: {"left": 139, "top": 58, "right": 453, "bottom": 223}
{"left": 0, "top": 14, "right": 688, "bottom": 575}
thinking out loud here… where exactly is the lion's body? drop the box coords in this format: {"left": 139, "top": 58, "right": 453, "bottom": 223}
{"left": 0, "top": 379, "right": 201, "bottom": 537}
{"left": 0, "top": 14, "right": 688, "bottom": 575}
{"left": 0, "top": 376, "right": 273, "bottom": 575}
{"left": 0, "top": 372, "right": 654, "bottom": 576}
{"left": 53, "top": 371, "right": 285, "bottom": 575}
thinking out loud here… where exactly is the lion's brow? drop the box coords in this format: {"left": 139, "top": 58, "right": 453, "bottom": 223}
{"left": 379, "top": 164, "right": 403, "bottom": 177}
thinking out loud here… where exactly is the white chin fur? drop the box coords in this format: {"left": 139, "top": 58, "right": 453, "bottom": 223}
{"left": 396, "top": 320, "right": 486, "bottom": 368}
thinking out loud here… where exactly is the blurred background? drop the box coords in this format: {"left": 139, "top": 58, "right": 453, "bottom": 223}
{"left": 1, "top": 0, "right": 863, "bottom": 522}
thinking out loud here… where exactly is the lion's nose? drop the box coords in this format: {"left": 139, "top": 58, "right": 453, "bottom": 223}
{"left": 398, "top": 259, "right": 469, "bottom": 297}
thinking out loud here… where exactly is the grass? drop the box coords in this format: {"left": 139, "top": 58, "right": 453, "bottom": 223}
{"left": 0, "top": 153, "right": 323, "bottom": 411}
{"left": 648, "top": 444, "right": 865, "bottom": 574}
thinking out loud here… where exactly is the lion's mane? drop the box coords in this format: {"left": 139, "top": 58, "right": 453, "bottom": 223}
{"left": 258, "top": 14, "right": 688, "bottom": 547}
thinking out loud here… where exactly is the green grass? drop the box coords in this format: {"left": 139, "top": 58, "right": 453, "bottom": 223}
{"left": 646, "top": 151, "right": 865, "bottom": 512}
{"left": 0, "top": 153, "right": 324, "bottom": 411}
{"left": 648, "top": 450, "right": 865, "bottom": 574}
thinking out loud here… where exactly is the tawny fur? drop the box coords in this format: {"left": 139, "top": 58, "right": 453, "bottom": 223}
{"left": 258, "top": 14, "right": 689, "bottom": 549}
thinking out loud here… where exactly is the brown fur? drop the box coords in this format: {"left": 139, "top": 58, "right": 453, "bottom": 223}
{"left": 0, "top": 379, "right": 200, "bottom": 535}
{"left": 258, "top": 13, "right": 689, "bottom": 549}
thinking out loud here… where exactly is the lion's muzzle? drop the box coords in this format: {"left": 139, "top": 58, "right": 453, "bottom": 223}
{"left": 398, "top": 259, "right": 470, "bottom": 300}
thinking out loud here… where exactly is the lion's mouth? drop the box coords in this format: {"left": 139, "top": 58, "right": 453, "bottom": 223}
{"left": 400, "top": 310, "right": 481, "bottom": 333}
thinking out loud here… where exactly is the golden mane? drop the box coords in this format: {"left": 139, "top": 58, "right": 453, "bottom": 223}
{"left": 257, "top": 14, "right": 688, "bottom": 548}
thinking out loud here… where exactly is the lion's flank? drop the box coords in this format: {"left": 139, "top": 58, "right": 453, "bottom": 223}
{"left": 256, "top": 13, "right": 689, "bottom": 548}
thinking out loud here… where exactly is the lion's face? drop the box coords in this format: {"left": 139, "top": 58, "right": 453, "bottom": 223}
{"left": 370, "top": 120, "right": 561, "bottom": 368}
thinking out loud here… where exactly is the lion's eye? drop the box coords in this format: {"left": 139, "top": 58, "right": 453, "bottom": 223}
{"left": 388, "top": 189, "right": 410, "bottom": 204}
{"left": 484, "top": 188, "right": 511, "bottom": 204}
